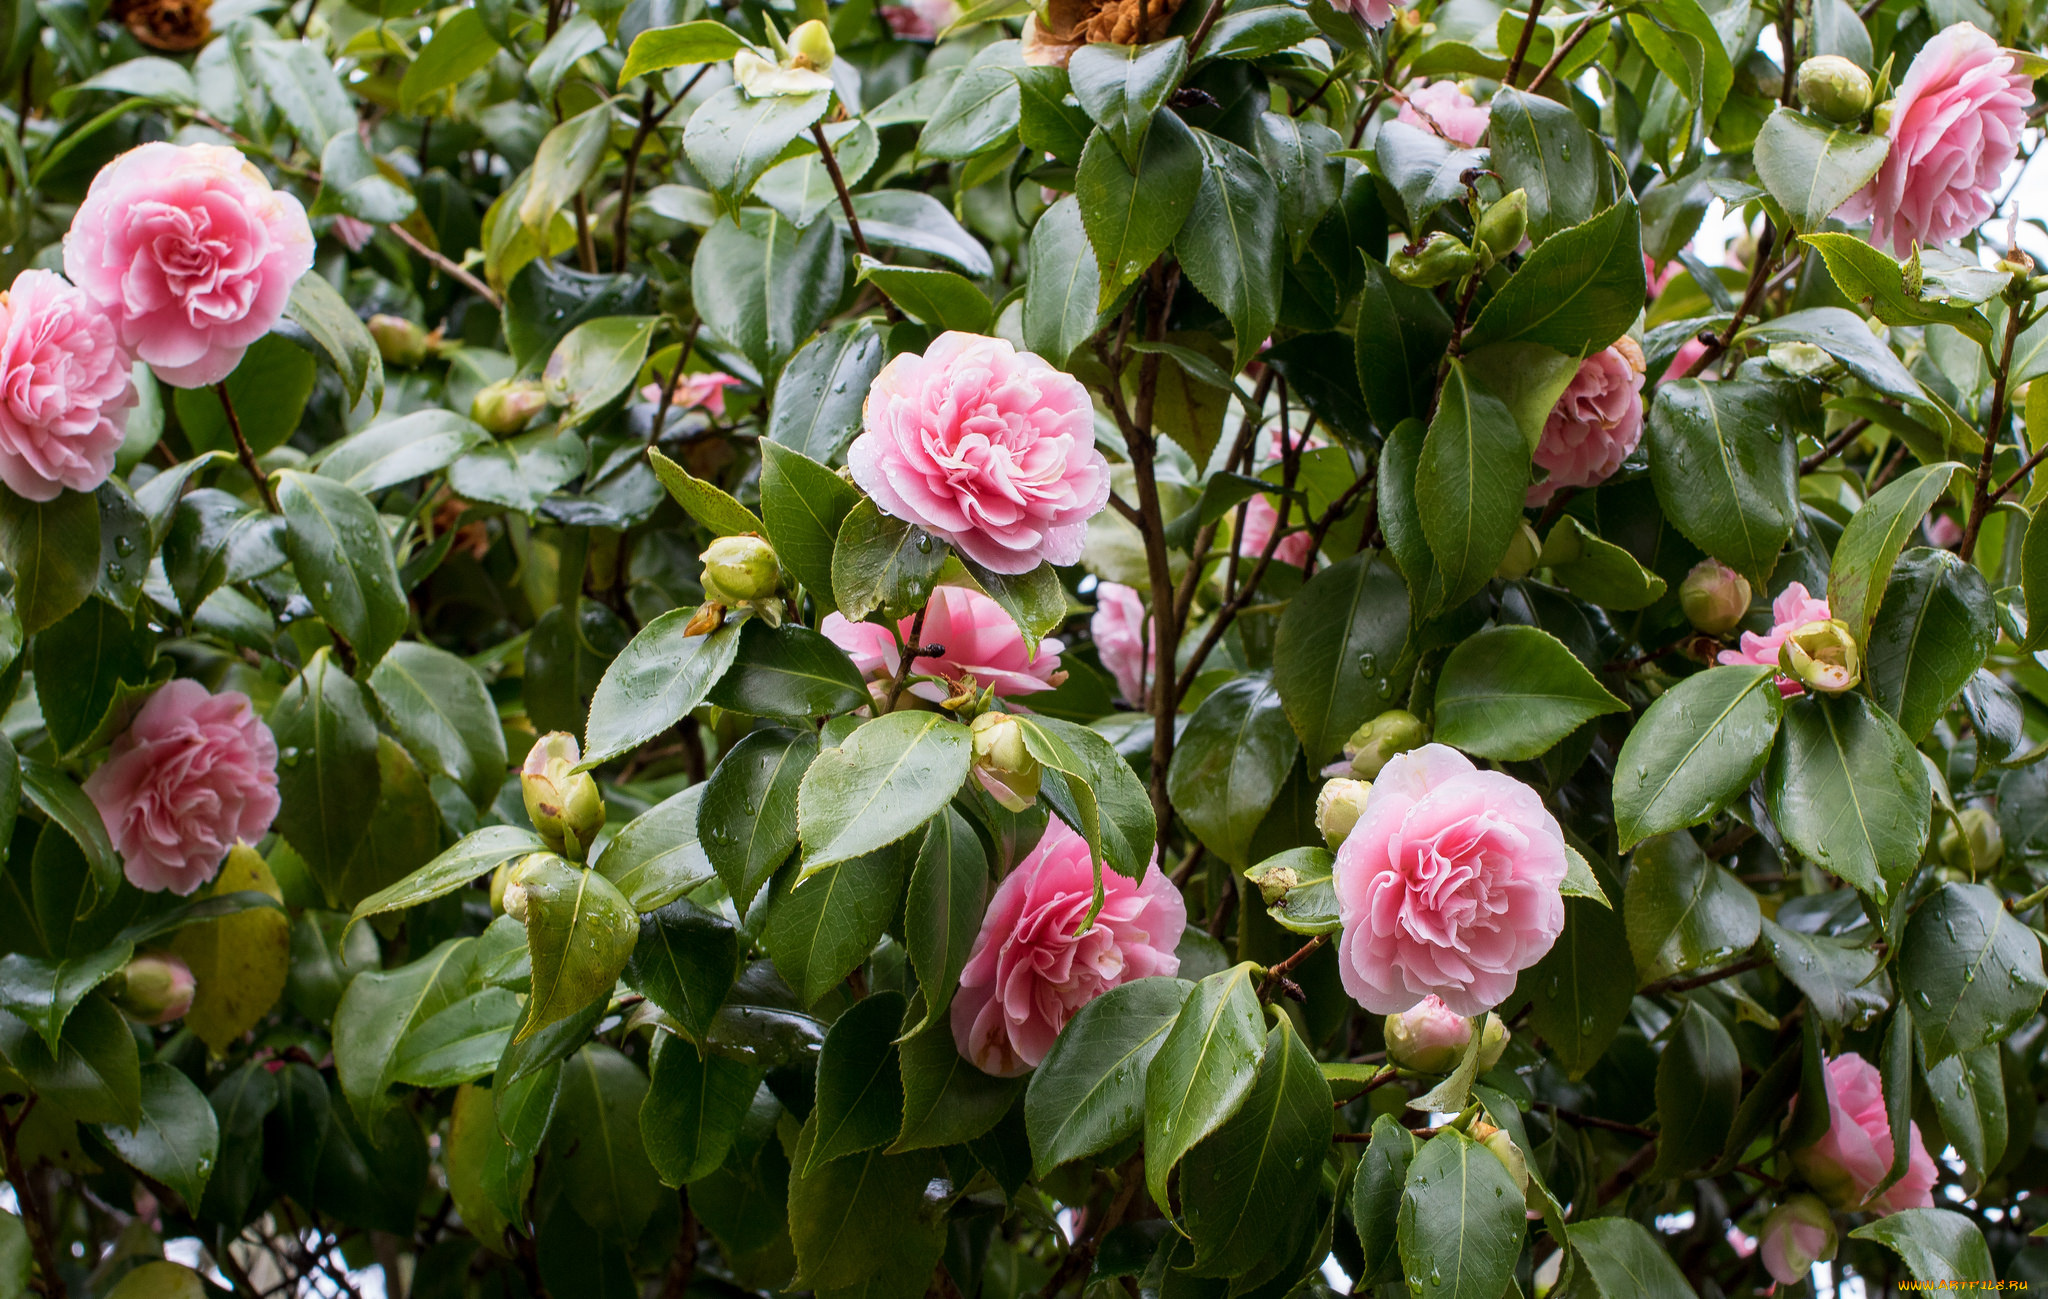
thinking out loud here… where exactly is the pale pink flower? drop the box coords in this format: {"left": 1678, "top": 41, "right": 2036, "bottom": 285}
{"left": 1398, "top": 81, "right": 1489, "bottom": 147}
{"left": 1527, "top": 339, "right": 1646, "bottom": 505}
{"left": 82, "top": 680, "right": 280, "bottom": 895}
{"left": 1644, "top": 254, "right": 1681, "bottom": 298}
{"left": 638, "top": 370, "right": 743, "bottom": 416}
{"left": 1840, "top": 24, "right": 2031, "bottom": 257}
{"left": 880, "top": 0, "right": 957, "bottom": 39}
{"left": 821, "top": 584, "right": 1065, "bottom": 703}
{"left": 64, "top": 142, "right": 315, "bottom": 388}
{"left": 329, "top": 216, "right": 374, "bottom": 252}
{"left": 1090, "top": 582, "right": 1153, "bottom": 708}
{"left": 850, "top": 331, "right": 1110, "bottom": 575}
{"left": 1332, "top": 743, "right": 1567, "bottom": 1016}
{"left": 1924, "top": 513, "right": 1963, "bottom": 548}
{"left": 0, "top": 269, "right": 134, "bottom": 500}
{"left": 951, "top": 818, "right": 1184, "bottom": 1076}
{"left": 1348, "top": 0, "right": 1397, "bottom": 25}
{"left": 1662, "top": 336, "right": 1709, "bottom": 383}
{"left": 1237, "top": 493, "right": 1316, "bottom": 569}
{"left": 1718, "top": 581, "right": 1832, "bottom": 696}
{"left": 1789, "top": 1053, "right": 1938, "bottom": 1214}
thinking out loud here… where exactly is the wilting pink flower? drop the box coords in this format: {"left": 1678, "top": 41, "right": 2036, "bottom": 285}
{"left": 1237, "top": 493, "right": 1316, "bottom": 569}
{"left": 1398, "top": 81, "right": 1489, "bottom": 147}
{"left": 329, "top": 215, "right": 374, "bottom": 252}
{"left": 822, "top": 584, "right": 1065, "bottom": 703}
{"left": 1091, "top": 582, "right": 1153, "bottom": 707}
{"left": 638, "top": 370, "right": 743, "bottom": 416}
{"left": 82, "top": 680, "right": 280, "bottom": 895}
{"left": 850, "top": 331, "right": 1110, "bottom": 575}
{"left": 1759, "top": 1195, "right": 1837, "bottom": 1288}
{"left": 1790, "top": 1052, "right": 1938, "bottom": 1214}
{"left": 1840, "top": 23, "right": 2031, "bottom": 257}
{"left": 951, "top": 818, "right": 1184, "bottom": 1076}
{"left": 65, "top": 142, "right": 314, "bottom": 388}
{"left": 1718, "top": 581, "right": 1832, "bottom": 696}
{"left": 1332, "top": 744, "right": 1567, "bottom": 1016}
{"left": 880, "top": 0, "right": 957, "bottom": 38}
{"left": 1662, "top": 336, "right": 1709, "bottom": 383}
{"left": 1528, "top": 339, "right": 1646, "bottom": 505}
{"left": 0, "top": 269, "right": 134, "bottom": 500}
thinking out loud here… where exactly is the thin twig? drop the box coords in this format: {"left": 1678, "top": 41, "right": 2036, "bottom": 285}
{"left": 1527, "top": 9, "right": 1606, "bottom": 93}
{"left": 1683, "top": 223, "right": 1777, "bottom": 379}
{"left": 1258, "top": 934, "right": 1328, "bottom": 1001}
{"left": 1798, "top": 417, "right": 1871, "bottom": 474}
{"left": 1639, "top": 953, "right": 1771, "bottom": 997}
{"left": 216, "top": 383, "right": 278, "bottom": 512}
{"left": 0, "top": 1098, "right": 64, "bottom": 1299}
{"left": 1958, "top": 292, "right": 2027, "bottom": 562}
{"left": 1503, "top": 0, "right": 1546, "bottom": 85}
{"left": 884, "top": 604, "right": 933, "bottom": 712}
{"left": 387, "top": 222, "right": 501, "bottom": 308}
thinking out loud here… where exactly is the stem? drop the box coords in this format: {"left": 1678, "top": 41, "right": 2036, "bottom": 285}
{"left": 573, "top": 192, "right": 598, "bottom": 273}
{"left": 883, "top": 605, "right": 932, "bottom": 712}
{"left": 216, "top": 383, "right": 279, "bottom": 512}
{"left": 1257, "top": 933, "right": 1328, "bottom": 1001}
{"left": 1, "top": 1099, "right": 65, "bottom": 1299}
{"left": 1550, "top": 1106, "right": 1655, "bottom": 1139}
{"left": 811, "top": 121, "right": 902, "bottom": 323}
{"left": 1797, "top": 417, "right": 1871, "bottom": 474}
{"left": 649, "top": 316, "right": 702, "bottom": 446}
{"left": 1291, "top": 69, "right": 1345, "bottom": 117}
{"left": 613, "top": 88, "right": 658, "bottom": 274}
{"left": 1682, "top": 223, "right": 1777, "bottom": 379}
{"left": 1037, "top": 1159, "right": 1142, "bottom": 1299}
{"left": 1503, "top": 0, "right": 1545, "bottom": 85}
{"left": 1639, "top": 952, "right": 1771, "bottom": 997}
{"left": 1123, "top": 267, "right": 1183, "bottom": 850}
{"left": 1526, "top": 9, "right": 1605, "bottom": 93}
{"left": 1186, "top": 0, "right": 1228, "bottom": 58}
{"left": 386, "top": 222, "right": 501, "bottom": 308}
{"left": 1958, "top": 292, "right": 2026, "bottom": 562}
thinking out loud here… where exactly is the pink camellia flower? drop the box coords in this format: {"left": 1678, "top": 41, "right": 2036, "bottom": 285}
{"left": 329, "top": 215, "right": 374, "bottom": 252}
{"left": 82, "top": 679, "right": 281, "bottom": 895}
{"left": 1840, "top": 23, "right": 2031, "bottom": 257}
{"left": 64, "top": 142, "right": 315, "bottom": 388}
{"left": 1238, "top": 493, "right": 1316, "bottom": 570}
{"left": 1090, "top": 582, "right": 1153, "bottom": 708}
{"left": 1662, "top": 336, "right": 1709, "bottom": 383}
{"left": 1789, "top": 1052, "right": 1938, "bottom": 1214}
{"left": 1348, "top": 0, "right": 1397, "bottom": 25}
{"left": 1924, "top": 513, "right": 1963, "bottom": 549}
{"left": 1718, "top": 581, "right": 1833, "bottom": 696}
{"left": 1397, "top": 81, "right": 1490, "bottom": 147}
{"left": 849, "top": 332, "right": 1110, "bottom": 575}
{"left": 1527, "top": 338, "right": 1646, "bottom": 505}
{"left": 638, "top": 370, "right": 743, "bottom": 416}
{"left": 880, "top": 0, "right": 957, "bottom": 39}
{"left": 0, "top": 269, "right": 135, "bottom": 501}
{"left": 1759, "top": 1195, "right": 1837, "bottom": 1288}
{"left": 950, "top": 818, "right": 1185, "bottom": 1076}
{"left": 822, "top": 584, "right": 1065, "bottom": 703}
{"left": 1332, "top": 743, "right": 1567, "bottom": 1016}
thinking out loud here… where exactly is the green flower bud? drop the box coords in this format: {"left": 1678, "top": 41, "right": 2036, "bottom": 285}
{"left": 1796, "top": 55, "right": 1874, "bottom": 123}
{"left": 1477, "top": 188, "right": 1528, "bottom": 258}
{"left": 788, "top": 19, "right": 835, "bottom": 70}
{"left": 1870, "top": 97, "right": 1895, "bottom": 135}
{"left": 1476, "top": 1012, "right": 1511, "bottom": 1072}
{"left": 1470, "top": 1122, "right": 1531, "bottom": 1197}
{"left": 969, "top": 711, "right": 1042, "bottom": 812}
{"left": 1315, "top": 777, "right": 1370, "bottom": 848}
{"left": 500, "top": 853, "right": 552, "bottom": 923}
{"left": 110, "top": 952, "right": 196, "bottom": 1026}
{"left": 1384, "top": 998, "right": 1471, "bottom": 1074}
{"left": 1938, "top": 806, "right": 2004, "bottom": 878}
{"left": 471, "top": 378, "right": 549, "bottom": 436}
{"left": 700, "top": 534, "right": 783, "bottom": 604}
{"left": 368, "top": 314, "right": 431, "bottom": 368}
{"left": 1759, "top": 1194, "right": 1838, "bottom": 1287}
{"left": 1345, "top": 709, "right": 1427, "bottom": 780}
{"left": 1495, "top": 520, "right": 1541, "bottom": 580}
{"left": 521, "top": 732, "right": 606, "bottom": 861}
{"left": 1780, "top": 619, "right": 1860, "bottom": 694}
{"left": 1679, "top": 558, "right": 1752, "bottom": 634}
{"left": 1389, "top": 232, "right": 1478, "bottom": 289}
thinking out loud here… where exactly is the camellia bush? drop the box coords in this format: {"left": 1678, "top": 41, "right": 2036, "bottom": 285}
{"left": 1, "top": 0, "right": 2048, "bottom": 1290}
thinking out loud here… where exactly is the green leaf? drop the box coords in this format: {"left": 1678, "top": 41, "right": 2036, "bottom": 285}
{"left": 767, "top": 323, "right": 884, "bottom": 464}
{"left": 1849, "top": 1210, "right": 1995, "bottom": 1286}
{"left": 21, "top": 757, "right": 119, "bottom": 904}
{"left": 313, "top": 132, "right": 416, "bottom": 225}
{"left": 1487, "top": 87, "right": 1600, "bottom": 245}
{"left": 1372, "top": 121, "right": 1487, "bottom": 231}
{"left": 161, "top": 487, "right": 284, "bottom": 619}
{"left": 1068, "top": 39, "right": 1186, "bottom": 167}
{"left": 1026, "top": 976, "right": 1192, "bottom": 1177}
{"left": 1624, "top": 831, "right": 1761, "bottom": 986}
{"left": 1355, "top": 258, "right": 1453, "bottom": 433}
{"left": 1396, "top": 1130, "right": 1525, "bottom": 1299}
{"left": 1801, "top": 233, "right": 1991, "bottom": 337}
{"left": 1866, "top": 548, "right": 1994, "bottom": 741}
{"left": 1173, "top": 130, "right": 1282, "bottom": 371}
{"left": 642, "top": 1032, "right": 759, "bottom": 1185}
{"left": 1464, "top": 196, "right": 1646, "bottom": 355}
{"left": 0, "top": 486, "right": 99, "bottom": 636}
{"left": 762, "top": 839, "right": 913, "bottom": 1006}
{"left": 1752, "top": 107, "right": 1889, "bottom": 233}
{"left": 920, "top": 65, "right": 1022, "bottom": 161}
{"left": 1765, "top": 692, "right": 1931, "bottom": 900}
{"left": 519, "top": 105, "right": 614, "bottom": 239}
{"left": 1253, "top": 113, "right": 1343, "bottom": 261}
{"left": 1272, "top": 551, "right": 1412, "bottom": 769}
{"left": 1922, "top": 1045, "right": 2004, "bottom": 1189}
{"left": 1144, "top": 962, "right": 1266, "bottom": 1213}
{"left": 1246, "top": 847, "right": 1339, "bottom": 936}
{"left": 624, "top": 897, "right": 739, "bottom": 1040}
{"left": 249, "top": 39, "right": 354, "bottom": 149}
{"left": 0, "top": 943, "right": 130, "bottom": 1053}
{"left": 1526, "top": 896, "right": 1635, "bottom": 1078}
{"left": 1077, "top": 113, "right": 1202, "bottom": 308}
{"left": 368, "top": 641, "right": 507, "bottom": 811}
{"left": 287, "top": 273, "right": 384, "bottom": 410}
{"left": 1541, "top": 515, "right": 1672, "bottom": 610}
{"left": 1645, "top": 379, "right": 1802, "bottom": 586}
{"left": 844, "top": 190, "right": 995, "bottom": 277}
{"left": 797, "top": 710, "right": 971, "bottom": 875}
{"left": 758, "top": 121, "right": 878, "bottom": 229}
{"left": 1649, "top": 1001, "right": 1741, "bottom": 1177}
{"left": 707, "top": 620, "right": 869, "bottom": 720}
{"left": 1022, "top": 716, "right": 1156, "bottom": 882}
{"left": 648, "top": 447, "right": 763, "bottom": 537}
{"left": 1897, "top": 882, "right": 2046, "bottom": 1064}
{"left": 1022, "top": 196, "right": 1104, "bottom": 366}
{"left": 1200, "top": 7, "right": 1316, "bottom": 60}
{"left": 904, "top": 808, "right": 985, "bottom": 1036}
{"left": 1566, "top": 1217, "right": 1698, "bottom": 1299}
{"left": 32, "top": 597, "right": 154, "bottom": 758}
{"left": 1166, "top": 674, "right": 1298, "bottom": 868}
{"left": 684, "top": 86, "right": 830, "bottom": 214}
{"left": 956, "top": 555, "right": 1068, "bottom": 656}
{"left": 176, "top": 339, "right": 316, "bottom": 458}
{"left": 581, "top": 612, "right": 743, "bottom": 768}
{"left": 692, "top": 210, "right": 846, "bottom": 382}
{"left": 856, "top": 258, "right": 993, "bottom": 334}
{"left": 703, "top": 726, "right": 817, "bottom": 909}
{"left": 787, "top": 1117, "right": 946, "bottom": 1292}
{"left": 1741, "top": 308, "right": 1932, "bottom": 421}
{"left": 513, "top": 855, "right": 640, "bottom": 1042}
{"left": 759, "top": 440, "right": 862, "bottom": 613}
{"left": 1351, "top": 1113, "right": 1418, "bottom": 1287}
{"left": 346, "top": 826, "right": 546, "bottom": 934}
{"left": 0, "top": 996, "right": 137, "bottom": 1124}
{"left": 1016, "top": 66, "right": 1091, "bottom": 163}
{"left": 553, "top": 1044, "right": 661, "bottom": 1241}
{"left": 276, "top": 470, "right": 408, "bottom": 672}
{"left": 313, "top": 410, "right": 484, "bottom": 496}
{"left": 102, "top": 1062, "right": 220, "bottom": 1208}
{"left": 831, "top": 498, "right": 948, "bottom": 624}
{"left": 269, "top": 650, "right": 383, "bottom": 906}
{"left": 333, "top": 936, "right": 478, "bottom": 1129}
{"left": 1613, "top": 666, "right": 1784, "bottom": 851}
{"left": 619, "top": 19, "right": 749, "bottom": 81}
{"left": 1758, "top": 918, "right": 1888, "bottom": 1031}
{"left": 1415, "top": 360, "right": 1526, "bottom": 607}
{"left": 1434, "top": 625, "right": 1625, "bottom": 762}
{"left": 806, "top": 990, "right": 906, "bottom": 1171}
{"left": 543, "top": 315, "right": 657, "bottom": 431}
{"left": 893, "top": 1014, "right": 1019, "bottom": 1151}
{"left": 594, "top": 784, "right": 715, "bottom": 912}
{"left": 448, "top": 430, "right": 588, "bottom": 514}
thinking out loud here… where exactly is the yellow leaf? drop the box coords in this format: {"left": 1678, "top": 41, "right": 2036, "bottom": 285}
{"left": 169, "top": 844, "right": 291, "bottom": 1055}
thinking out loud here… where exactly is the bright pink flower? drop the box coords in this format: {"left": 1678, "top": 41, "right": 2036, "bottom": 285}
{"left": 850, "top": 331, "right": 1110, "bottom": 575}
{"left": 0, "top": 269, "right": 134, "bottom": 501}
{"left": 1718, "top": 581, "right": 1832, "bottom": 696}
{"left": 1348, "top": 0, "right": 1397, "bottom": 25}
{"left": 1840, "top": 24, "right": 2030, "bottom": 257}
{"left": 950, "top": 818, "right": 1185, "bottom": 1076}
{"left": 1398, "top": 81, "right": 1489, "bottom": 147}
{"left": 1662, "top": 337, "right": 1708, "bottom": 383}
{"left": 329, "top": 215, "right": 374, "bottom": 252}
{"left": 64, "top": 142, "right": 314, "bottom": 388}
{"left": 1528, "top": 340, "right": 1646, "bottom": 505}
{"left": 82, "top": 680, "right": 280, "bottom": 895}
{"left": 1237, "top": 493, "right": 1316, "bottom": 569}
{"left": 1090, "top": 582, "right": 1153, "bottom": 708}
{"left": 638, "top": 370, "right": 743, "bottom": 416}
{"left": 1332, "top": 744, "right": 1567, "bottom": 1016}
{"left": 1790, "top": 1053, "right": 1938, "bottom": 1214}
{"left": 821, "top": 584, "right": 1065, "bottom": 703}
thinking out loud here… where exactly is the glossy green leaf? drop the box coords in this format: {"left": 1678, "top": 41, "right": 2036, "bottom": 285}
{"left": 1765, "top": 692, "right": 1931, "bottom": 899}
{"left": 1022, "top": 196, "right": 1104, "bottom": 366}
{"left": 1166, "top": 674, "right": 1297, "bottom": 868}
{"left": 347, "top": 826, "right": 545, "bottom": 933}
{"left": 269, "top": 650, "right": 383, "bottom": 906}
{"left": 0, "top": 996, "right": 138, "bottom": 1125}
{"left": 1144, "top": 962, "right": 1266, "bottom": 1212}
{"left": 830, "top": 498, "right": 948, "bottom": 625}
{"left": 1650, "top": 1002, "right": 1740, "bottom": 1177}
{"left": 1415, "top": 360, "right": 1526, "bottom": 607}
{"left": 1068, "top": 39, "right": 1185, "bottom": 167}
{"left": 1174, "top": 129, "right": 1281, "bottom": 371}
{"left": 1624, "top": 831, "right": 1761, "bottom": 986}
{"left": 796, "top": 710, "right": 971, "bottom": 875}
{"left": 642, "top": 1032, "right": 759, "bottom": 1185}
{"left": 904, "top": 807, "right": 985, "bottom": 1035}
{"left": 703, "top": 728, "right": 818, "bottom": 910}
{"left": 1487, "top": 87, "right": 1600, "bottom": 244}
{"left": 1464, "top": 197, "right": 1646, "bottom": 355}
{"left": 1396, "top": 1130, "right": 1525, "bottom": 1299}
{"left": 762, "top": 839, "right": 912, "bottom": 1006}
{"left": 1272, "top": 550, "right": 1411, "bottom": 769}
{"left": 1026, "top": 976, "right": 1192, "bottom": 1177}
{"left": 1849, "top": 1210, "right": 1995, "bottom": 1286}
{"left": 619, "top": 19, "right": 749, "bottom": 81}
{"left": 759, "top": 439, "right": 863, "bottom": 613}
{"left": 581, "top": 612, "right": 743, "bottom": 768}
{"left": 1355, "top": 258, "right": 1453, "bottom": 433}
{"left": 276, "top": 470, "right": 408, "bottom": 672}
{"left": 594, "top": 784, "right": 715, "bottom": 912}
{"left": 893, "top": 1014, "right": 1019, "bottom": 1151}
{"left": 1566, "top": 1217, "right": 1698, "bottom": 1299}
{"left": 806, "top": 990, "right": 906, "bottom": 1171}
{"left": 684, "top": 86, "right": 829, "bottom": 214}
{"left": 1614, "top": 666, "right": 1784, "bottom": 851}
{"left": 1076, "top": 112, "right": 1202, "bottom": 308}
{"left": 1526, "top": 895, "right": 1635, "bottom": 1078}
{"left": 552, "top": 1043, "right": 661, "bottom": 1240}
{"left": 1350, "top": 1113, "right": 1418, "bottom": 1287}
{"left": 1897, "top": 882, "right": 2046, "bottom": 1064}
{"left": 0, "top": 486, "right": 100, "bottom": 636}
{"left": 1866, "top": 547, "right": 1994, "bottom": 741}
{"left": 1752, "top": 107, "right": 1889, "bottom": 233}
{"left": 1435, "top": 625, "right": 1625, "bottom": 761}
{"left": 1758, "top": 918, "right": 1888, "bottom": 1031}
{"left": 625, "top": 896, "right": 739, "bottom": 1040}
{"left": 1646, "top": 379, "right": 1803, "bottom": 586}
{"left": 513, "top": 855, "right": 639, "bottom": 1042}
{"left": 767, "top": 322, "right": 884, "bottom": 464}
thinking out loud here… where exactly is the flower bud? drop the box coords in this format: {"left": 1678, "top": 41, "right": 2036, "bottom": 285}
{"left": 1759, "top": 1194, "right": 1837, "bottom": 1287}
{"left": 1796, "top": 55, "right": 1873, "bottom": 123}
{"left": 1468, "top": 1121, "right": 1531, "bottom": 1197}
{"left": 788, "top": 19, "right": 835, "bottom": 70}
{"left": 1779, "top": 619, "right": 1860, "bottom": 694}
{"left": 1938, "top": 806, "right": 2004, "bottom": 878}
{"left": 700, "top": 534, "right": 782, "bottom": 604}
{"left": 110, "top": 953, "right": 196, "bottom": 1026}
{"left": 368, "top": 314, "right": 431, "bottom": 368}
{"left": 1383, "top": 995, "right": 1471, "bottom": 1073}
{"left": 1475, "top": 1011, "right": 1510, "bottom": 1072}
{"left": 1477, "top": 188, "right": 1528, "bottom": 258}
{"left": 1345, "top": 710, "right": 1427, "bottom": 780}
{"left": 1390, "top": 232, "right": 1478, "bottom": 289}
{"left": 1679, "top": 558, "right": 1752, "bottom": 634}
{"left": 1870, "top": 97, "right": 1895, "bottom": 134}
{"left": 521, "top": 732, "right": 606, "bottom": 861}
{"left": 471, "top": 378, "right": 548, "bottom": 436}
{"left": 969, "top": 711, "right": 1042, "bottom": 812}
{"left": 1315, "top": 778, "right": 1370, "bottom": 848}
{"left": 1495, "top": 520, "right": 1541, "bottom": 580}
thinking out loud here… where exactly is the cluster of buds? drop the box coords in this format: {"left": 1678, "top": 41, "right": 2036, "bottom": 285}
{"left": 1679, "top": 558, "right": 1752, "bottom": 634}
{"left": 1383, "top": 997, "right": 1510, "bottom": 1074}
{"left": 1780, "top": 619, "right": 1860, "bottom": 694}
{"left": 471, "top": 378, "right": 549, "bottom": 436}
{"left": 735, "top": 20, "right": 836, "bottom": 97}
{"left": 969, "top": 711, "right": 1043, "bottom": 812}
{"left": 690, "top": 534, "right": 786, "bottom": 633}
{"left": 521, "top": 732, "right": 607, "bottom": 861}
{"left": 1338, "top": 710, "right": 1427, "bottom": 780}
{"left": 109, "top": 952, "right": 197, "bottom": 1026}
{"left": 367, "top": 315, "right": 447, "bottom": 370}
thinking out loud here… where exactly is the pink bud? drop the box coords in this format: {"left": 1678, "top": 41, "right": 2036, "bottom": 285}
{"left": 1382, "top": 995, "right": 1472, "bottom": 1073}
{"left": 1759, "top": 1194, "right": 1837, "bottom": 1287}
{"left": 111, "top": 953, "right": 197, "bottom": 1025}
